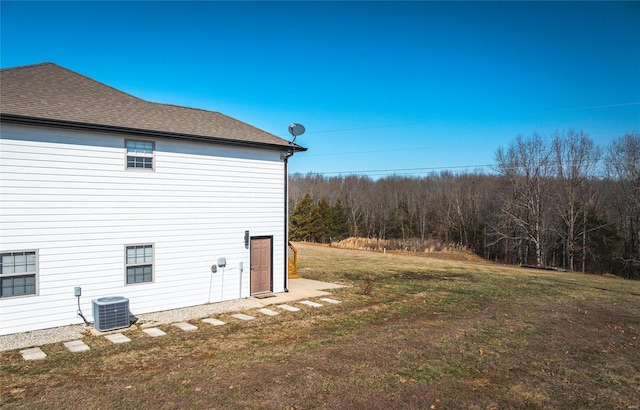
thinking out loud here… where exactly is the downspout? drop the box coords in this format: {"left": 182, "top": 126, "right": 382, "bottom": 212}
{"left": 281, "top": 124, "right": 307, "bottom": 292}
{"left": 284, "top": 156, "right": 290, "bottom": 292}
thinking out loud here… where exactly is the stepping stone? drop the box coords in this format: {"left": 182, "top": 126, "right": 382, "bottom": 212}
{"left": 20, "top": 347, "right": 46, "bottom": 361}
{"left": 231, "top": 313, "right": 255, "bottom": 321}
{"left": 277, "top": 304, "right": 300, "bottom": 312}
{"left": 320, "top": 298, "right": 341, "bottom": 304}
{"left": 258, "top": 308, "right": 279, "bottom": 316}
{"left": 105, "top": 333, "right": 131, "bottom": 344}
{"left": 202, "top": 318, "right": 226, "bottom": 326}
{"left": 142, "top": 327, "right": 166, "bottom": 337}
{"left": 63, "top": 340, "right": 90, "bottom": 352}
{"left": 299, "top": 300, "right": 323, "bottom": 308}
{"left": 173, "top": 322, "right": 198, "bottom": 332}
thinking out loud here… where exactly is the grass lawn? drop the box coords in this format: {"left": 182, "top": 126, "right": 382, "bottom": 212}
{"left": 1, "top": 243, "right": 639, "bottom": 409}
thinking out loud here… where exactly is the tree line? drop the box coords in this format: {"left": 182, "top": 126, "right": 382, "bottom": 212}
{"left": 289, "top": 131, "right": 640, "bottom": 279}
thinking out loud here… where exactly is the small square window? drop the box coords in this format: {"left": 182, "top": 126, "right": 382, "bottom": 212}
{"left": 125, "top": 244, "right": 153, "bottom": 284}
{"left": 126, "top": 140, "right": 154, "bottom": 169}
{"left": 0, "top": 250, "right": 38, "bottom": 298}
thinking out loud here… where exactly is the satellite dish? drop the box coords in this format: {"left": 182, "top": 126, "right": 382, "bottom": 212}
{"left": 288, "top": 123, "right": 305, "bottom": 143}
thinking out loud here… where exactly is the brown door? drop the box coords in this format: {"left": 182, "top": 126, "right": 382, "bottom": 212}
{"left": 250, "top": 237, "right": 272, "bottom": 294}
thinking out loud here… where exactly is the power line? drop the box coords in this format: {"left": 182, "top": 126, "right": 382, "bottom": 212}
{"left": 302, "top": 145, "right": 456, "bottom": 157}
{"left": 285, "top": 128, "right": 636, "bottom": 157}
{"left": 279, "top": 102, "right": 639, "bottom": 138}
{"left": 292, "top": 155, "right": 638, "bottom": 177}
{"left": 548, "top": 102, "right": 640, "bottom": 112}
{"left": 296, "top": 164, "right": 497, "bottom": 176}
{"left": 305, "top": 123, "right": 419, "bottom": 134}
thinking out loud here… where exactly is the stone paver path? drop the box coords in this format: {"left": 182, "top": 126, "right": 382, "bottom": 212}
{"left": 258, "top": 308, "right": 279, "bottom": 316}
{"left": 320, "top": 298, "right": 341, "bottom": 304}
{"left": 63, "top": 340, "right": 90, "bottom": 352}
{"left": 14, "top": 297, "right": 340, "bottom": 361}
{"left": 105, "top": 333, "right": 131, "bottom": 344}
{"left": 202, "top": 318, "right": 226, "bottom": 326}
{"left": 173, "top": 322, "right": 198, "bottom": 332}
{"left": 299, "top": 300, "right": 323, "bottom": 308}
{"left": 20, "top": 347, "right": 47, "bottom": 360}
{"left": 142, "top": 328, "right": 167, "bottom": 337}
{"left": 277, "top": 304, "right": 300, "bottom": 312}
{"left": 231, "top": 313, "right": 255, "bottom": 321}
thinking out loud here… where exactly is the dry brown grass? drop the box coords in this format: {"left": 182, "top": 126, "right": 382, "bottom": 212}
{"left": 331, "top": 237, "right": 484, "bottom": 261}
{"left": 1, "top": 242, "right": 639, "bottom": 409}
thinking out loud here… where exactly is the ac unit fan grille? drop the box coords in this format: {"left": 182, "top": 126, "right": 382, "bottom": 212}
{"left": 92, "top": 296, "right": 130, "bottom": 332}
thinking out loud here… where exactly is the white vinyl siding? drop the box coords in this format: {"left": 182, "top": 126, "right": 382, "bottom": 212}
{"left": 0, "top": 124, "right": 286, "bottom": 335}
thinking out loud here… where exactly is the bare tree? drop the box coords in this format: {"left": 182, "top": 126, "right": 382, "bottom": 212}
{"left": 339, "top": 175, "right": 372, "bottom": 237}
{"left": 414, "top": 176, "right": 440, "bottom": 241}
{"left": 552, "top": 130, "right": 602, "bottom": 271}
{"left": 605, "top": 132, "right": 640, "bottom": 277}
{"left": 495, "top": 134, "right": 553, "bottom": 266}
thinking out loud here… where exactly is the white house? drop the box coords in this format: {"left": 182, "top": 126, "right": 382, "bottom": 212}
{"left": 0, "top": 63, "right": 305, "bottom": 336}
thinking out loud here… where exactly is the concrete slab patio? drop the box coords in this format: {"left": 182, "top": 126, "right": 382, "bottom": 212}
{"left": 253, "top": 278, "right": 346, "bottom": 306}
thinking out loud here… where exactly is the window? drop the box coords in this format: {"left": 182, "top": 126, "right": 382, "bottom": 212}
{"left": 126, "top": 140, "right": 154, "bottom": 169}
{"left": 125, "top": 244, "right": 153, "bottom": 284}
{"left": 1, "top": 251, "right": 37, "bottom": 298}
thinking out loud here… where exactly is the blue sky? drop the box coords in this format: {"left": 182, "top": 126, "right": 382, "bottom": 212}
{"left": 2, "top": 1, "right": 639, "bottom": 177}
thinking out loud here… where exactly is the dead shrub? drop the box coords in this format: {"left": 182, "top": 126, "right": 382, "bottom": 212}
{"left": 360, "top": 277, "right": 375, "bottom": 296}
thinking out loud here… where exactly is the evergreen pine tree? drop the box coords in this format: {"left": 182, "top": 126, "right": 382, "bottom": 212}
{"left": 315, "top": 198, "right": 331, "bottom": 243}
{"left": 328, "top": 199, "right": 351, "bottom": 242}
{"left": 289, "top": 194, "right": 315, "bottom": 241}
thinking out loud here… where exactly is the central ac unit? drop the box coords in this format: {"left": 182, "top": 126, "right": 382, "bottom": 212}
{"left": 92, "top": 296, "right": 130, "bottom": 332}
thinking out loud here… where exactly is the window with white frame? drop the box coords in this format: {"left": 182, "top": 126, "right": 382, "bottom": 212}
{"left": 0, "top": 250, "right": 37, "bottom": 298}
{"left": 125, "top": 244, "right": 153, "bottom": 284}
{"left": 126, "top": 139, "right": 154, "bottom": 169}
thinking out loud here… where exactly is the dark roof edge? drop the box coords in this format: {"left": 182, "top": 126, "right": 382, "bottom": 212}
{"left": 1, "top": 114, "right": 308, "bottom": 153}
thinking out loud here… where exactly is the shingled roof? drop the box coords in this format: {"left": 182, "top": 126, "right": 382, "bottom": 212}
{"left": 0, "top": 63, "right": 303, "bottom": 151}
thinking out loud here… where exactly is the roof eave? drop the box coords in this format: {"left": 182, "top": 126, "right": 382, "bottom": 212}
{"left": 0, "top": 114, "right": 307, "bottom": 152}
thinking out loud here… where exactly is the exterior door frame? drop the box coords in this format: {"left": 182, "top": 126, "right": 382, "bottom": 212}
{"left": 250, "top": 235, "right": 273, "bottom": 295}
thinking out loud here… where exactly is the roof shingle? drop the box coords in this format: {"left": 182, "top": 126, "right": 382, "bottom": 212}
{"left": 0, "top": 63, "right": 297, "bottom": 150}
